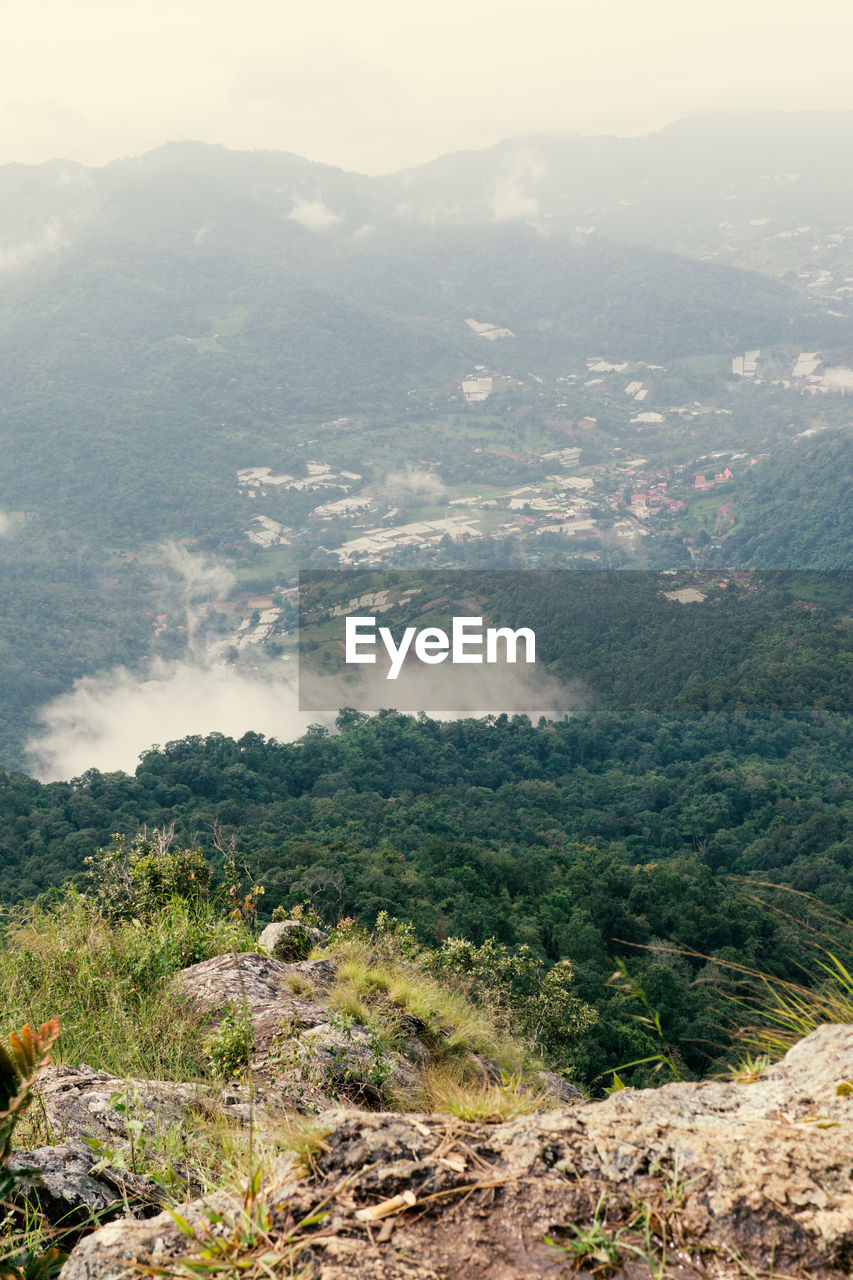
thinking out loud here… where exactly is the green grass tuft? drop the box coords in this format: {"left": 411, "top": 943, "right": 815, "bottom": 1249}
{"left": 0, "top": 891, "right": 255, "bottom": 1081}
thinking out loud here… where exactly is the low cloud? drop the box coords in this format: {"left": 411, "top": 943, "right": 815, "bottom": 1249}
{"left": 151, "top": 542, "right": 236, "bottom": 650}
{"left": 491, "top": 149, "right": 544, "bottom": 222}
{"left": 492, "top": 184, "right": 539, "bottom": 222}
{"left": 157, "top": 541, "right": 234, "bottom": 602}
{"left": 26, "top": 544, "right": 587, "bottom": 781}
{"left": 0, "top": 511, "right": 12, "bottom": 537}
{"left": 27, "top": 657, "right": 586, "bottom": 783}
{"left": 301, "top": 661, "right": 592, "bottom": 723}
{"left": 0, "top": 220, "right": 68, "bottom": 274}
{"left": 288, "top": 198, "right": 342, "bottom": 231}
{"left": 26, "top": 657, "right": 321, "bottom": 782}
{"left": 382, "top": 468, "right": 446, "bottom": 500}
{"left": 25, "top": 544, "right": 278, "bottom": 780}
{"left": 822, "top": 367, "right": 853, "bottom": 392}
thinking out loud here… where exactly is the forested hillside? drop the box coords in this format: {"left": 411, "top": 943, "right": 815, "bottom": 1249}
{"left": 707, "top": 432, "right": 853, "bottom": 569}
{"left": 0, "top": 141, "right": 843, "bottom": 540}
{"left": 460, "top": 569, "right": 853, "bottom": 713}
{"left": 0, "top": 129, "right": 850, "bottom": 1094}
{"left": 1, "top": 695, "right": 850, "bottom": 1081}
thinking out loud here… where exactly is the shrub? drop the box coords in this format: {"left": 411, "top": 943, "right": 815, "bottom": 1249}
{"left": 202, "top": 1008, "right": 254, "bottom": 1081}
{"left": 83, "top": 827, "right": 212, "bottom": 920}
{"left": 425, "top": 936, "right": 597, "bottom": 1063}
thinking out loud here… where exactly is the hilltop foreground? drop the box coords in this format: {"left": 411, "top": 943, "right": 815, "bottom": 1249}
{"left": 2, "top": 825, "right": 852, "bottom": 1278}
{"left": 4, "top": 920, "right": 852, "bottom": 1279}
{"left": 53, "top": 1021, "right": 853, "bottom": 1279}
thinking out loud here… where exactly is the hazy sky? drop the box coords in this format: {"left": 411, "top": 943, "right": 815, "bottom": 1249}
{"left": 4, "top": 0, "right": 853, "bottom": 173}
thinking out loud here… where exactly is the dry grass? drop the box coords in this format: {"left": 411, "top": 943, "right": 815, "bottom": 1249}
{"left": 323, "top": 938, "right": 529, "bottom": 1077}
{"left": 272, "top": 1119, "right": 331, "bottom": 1179}
{"left": 419, "top": 1068, "right": 548, "bottom": 1123}
{"left": 283, "top": 973, "right": 314, "bottom": 998}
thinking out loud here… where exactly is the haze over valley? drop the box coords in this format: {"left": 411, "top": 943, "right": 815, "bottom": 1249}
{"left": 0, "top": 111, "right": 850, "bottom": 774}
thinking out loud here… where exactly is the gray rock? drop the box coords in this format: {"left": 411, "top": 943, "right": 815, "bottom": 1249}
{"left": 173, "top": 952, "right": 418, "bottom": 1108}
{"left": 534, "top": 1070, "right": 585, "bottom": 1104}
{"left": 34, "top": 1063, "right": 262, "bottom": 1148}
{"left": 174, "top": 951, "right": 332, "bottom": 1063}
{"left": 6, "top": 1139, "right": 165, "bottom": 1233}
{"left": 175, "top": 951, "right": 298, "bottom": 1014}
{"left": 62, "top": 1025, "right": 853, "bottom": 1279}
{"left": 258, "top": 920, "right": 329, "bottom": 961}
{"left": 61, "top": 1189, "right": 238, "bottom": 1280}
{"left": 295, "top": 1021, "right": 418, "bottom": 1106}
{"left": 288, "top": 957, "right": 338, "bottom": 990}
{"left": 471, "top": 1053, "right": 504, "bottom": 1083}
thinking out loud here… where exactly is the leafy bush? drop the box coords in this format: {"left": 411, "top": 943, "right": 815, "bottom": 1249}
{"left": 202, "top": 1008, "right": 255, "bottom": 1081}
{"left": 271, "top": 900, "right": 325, "bottom": 931}
{"left": 83, "top": 827, "right": 212, "bottom": 920}
{"left": 425, "top": 936, "right": 597, "bottom": 1063}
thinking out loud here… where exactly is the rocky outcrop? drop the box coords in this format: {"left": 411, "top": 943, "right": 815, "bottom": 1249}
{"left": 6, "top": 1064, "right": 274, "bottom": 1236}
{"left": 33, "top": 1064, "right": 260, "bottom": 1145}
{"left": 174, "top": 951, "right": 333, "bottom": 1034}
{"left": 173, "top": 952, "right": 431, "bottom": 1108}
{"left": 258, "top": 920, "right": 330, "bottom": 961}
{"left": 535, "top": 1069, "right": 585, "bottom": 1104}
{"left": 6, "top": 1141, "right": 166, "bottom": 1228}
{"left": 62, "top": 1024, "right": 853, "bottom": 1279}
